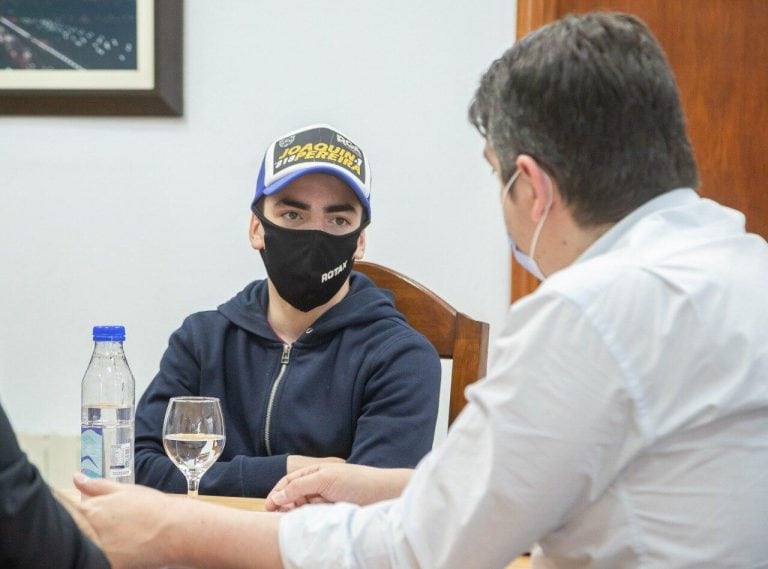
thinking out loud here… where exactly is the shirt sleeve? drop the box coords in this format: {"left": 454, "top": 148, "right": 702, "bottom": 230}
{"left": 279, "top": 292, "right": 641, "bottom": 568}
{"left": 0, "top": 403, "right": 110, "bottom": 569}
{"left": 346, "top": 329, "right": 441, "bottom": 468}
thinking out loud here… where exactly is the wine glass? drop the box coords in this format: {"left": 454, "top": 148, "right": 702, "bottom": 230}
{"left": 162, "top": 396, "right": 226, "bottom": 497}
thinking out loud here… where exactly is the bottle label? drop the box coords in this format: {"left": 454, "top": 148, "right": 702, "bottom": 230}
{"left": 80, "top": 427, "right": 103, "bottom": 478}
{"left": 109, "top": 442, "right": 132, "bottom": 476}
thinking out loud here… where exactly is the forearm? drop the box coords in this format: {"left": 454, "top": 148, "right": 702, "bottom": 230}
{"left": 138, "top": 447, "right": 289, "bottom": 497}
{"left": 160, "top": 500, "right": 283, "bottom": 569}
{"left": 367, "top": 468, "right": 413, "bottom": 504}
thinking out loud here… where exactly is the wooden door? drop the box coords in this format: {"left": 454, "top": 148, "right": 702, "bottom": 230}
{"left": 512, "top": 0, "right": 768, "bottom": 301}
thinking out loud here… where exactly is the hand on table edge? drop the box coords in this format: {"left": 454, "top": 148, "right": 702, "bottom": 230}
{"left": 265, "top": 463, "right": 414, "bottom": 512}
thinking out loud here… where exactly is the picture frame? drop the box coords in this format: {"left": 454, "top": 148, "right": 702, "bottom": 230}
{"left": 0, "top": 0, "right": 182, "bottom": 116}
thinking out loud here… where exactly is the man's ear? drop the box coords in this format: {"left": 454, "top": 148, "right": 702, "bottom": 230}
{"left": 249, "top": 213, "right": 265, "bottom": 251}
{"left": 516, "top": 154, "right": 555, "bottom": 223}
{"left": 353, "top": 230, "right": 366, "bottom": 260}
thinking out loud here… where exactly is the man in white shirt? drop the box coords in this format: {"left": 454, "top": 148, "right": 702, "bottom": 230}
{"left": 72, "top": 11, "right": 768, "bottom": 569}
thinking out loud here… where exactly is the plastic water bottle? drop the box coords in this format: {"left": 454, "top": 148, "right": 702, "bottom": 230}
{"left": 80, "top": 325, "right": 135, "bottom": 483}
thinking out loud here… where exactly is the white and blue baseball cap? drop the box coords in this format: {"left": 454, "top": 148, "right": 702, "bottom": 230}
{"left": 252, "top": 124, "right": 372, "bottom": 219}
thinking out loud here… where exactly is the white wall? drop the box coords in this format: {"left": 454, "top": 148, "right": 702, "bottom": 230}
{"left": 0, "top": 1, "right": 516, "bottom": 437}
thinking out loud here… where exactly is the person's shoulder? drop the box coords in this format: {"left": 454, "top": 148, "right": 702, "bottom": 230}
{"left": 540, "top": 253, "right": 660, "bottom": 312}
{"left": 370, "top": 311, "right": 427, "bottom": 337}
{"left": 178, "top": 280, "right": 268, "bottom": 330}
{"left": 344, "top": 272, "right": 439, "bottom": 357}
{"left": 165, "top": 310, "right": 230, "bottom": 348}
{"left": 363, "top": 314, "right": 441, "bottom": 365}
{"left": 180, "top": 309, "right": 228, "bottom": 328}
{"left": 174, "top": 284, "right": 263, "bottom": 338}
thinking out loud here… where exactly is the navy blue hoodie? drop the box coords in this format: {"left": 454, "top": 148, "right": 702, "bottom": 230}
{"left": 135, "top": 272, "right": 441, "bottom": 497}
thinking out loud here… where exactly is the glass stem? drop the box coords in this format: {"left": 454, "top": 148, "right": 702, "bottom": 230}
{"left": 187, "top": 477, "right": 199, "bottom": 497}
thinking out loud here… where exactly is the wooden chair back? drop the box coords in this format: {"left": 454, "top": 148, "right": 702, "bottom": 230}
{"left": 355, "top": 261, "right": 490, "bottom": 425}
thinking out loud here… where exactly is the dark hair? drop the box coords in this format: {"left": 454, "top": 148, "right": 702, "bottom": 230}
{"left": 469, "top": 12, "right": 698, "bottom": 226}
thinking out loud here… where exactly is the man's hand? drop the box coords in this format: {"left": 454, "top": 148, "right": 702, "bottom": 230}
{"left": 73, "top": 473, "right": 283, "bottom": 569}
{"left": 52, "top": 487, "right": 102, "bottom": 547}
{"left": 73, "top": 473, "right": 185, "bottom": 568}
{"left": 265, "top": 463, "right": 413, "bottom": 512}
{"left": 286, "top": 454, "right": 344, "bottom": 473}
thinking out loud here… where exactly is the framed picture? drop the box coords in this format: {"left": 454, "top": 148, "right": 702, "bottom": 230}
{"left": 0, "top": 0, "right": 182, "bottom": 116}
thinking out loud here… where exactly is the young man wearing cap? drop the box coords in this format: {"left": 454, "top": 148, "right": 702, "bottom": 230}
{"left": 133, "top": 124, "right": 441, "bottom": 498}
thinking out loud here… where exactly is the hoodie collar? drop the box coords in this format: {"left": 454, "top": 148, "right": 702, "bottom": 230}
{"left": 217, "top": 272, "right": 403, "bottom": 345}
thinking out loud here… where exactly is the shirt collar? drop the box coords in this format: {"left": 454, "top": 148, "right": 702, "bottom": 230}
{"left": 575, "top": 188, "right": 699, "bottom": 265}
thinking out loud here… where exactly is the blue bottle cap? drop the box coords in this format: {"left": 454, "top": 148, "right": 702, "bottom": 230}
{"left": 92, "top": 326, "right": 126, "bottom": 342}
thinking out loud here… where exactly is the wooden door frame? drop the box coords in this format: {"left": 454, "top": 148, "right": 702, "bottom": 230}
{"left": 517, "top": 0, "right": 559, "bottom": 37}
{"left": 510, "top": 1, "right": 560, "bottom": 301}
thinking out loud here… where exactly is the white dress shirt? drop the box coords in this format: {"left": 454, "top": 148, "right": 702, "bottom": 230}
{"left": 280, "top": 189, "right": 768, "bottom": 568}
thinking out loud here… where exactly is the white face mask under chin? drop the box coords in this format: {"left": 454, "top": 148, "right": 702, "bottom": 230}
{"left": 502, "top": 169, "right": 553, "bottom": 281}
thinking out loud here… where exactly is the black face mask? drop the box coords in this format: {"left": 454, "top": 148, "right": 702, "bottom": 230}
{"left": 254, "top": 209, "right": 368, "bottom": 312}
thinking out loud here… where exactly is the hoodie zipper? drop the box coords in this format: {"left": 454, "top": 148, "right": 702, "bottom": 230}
{"left": 264, "top": 343, "right": 291, "bottom": 456}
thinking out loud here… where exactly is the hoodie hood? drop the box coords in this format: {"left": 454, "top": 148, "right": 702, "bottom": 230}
{"left": 217, "top": 272, "right": 405, "bottom": 345}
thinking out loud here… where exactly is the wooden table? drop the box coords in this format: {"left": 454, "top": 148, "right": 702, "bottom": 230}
{"left": 58, "top": 488, "right": 267, "bottom": 510}
{"left": 59, "top": 489, "right": 532, "bottom": 568}
{"left": 507, "top": 556, "right": 533, "bottom": 569}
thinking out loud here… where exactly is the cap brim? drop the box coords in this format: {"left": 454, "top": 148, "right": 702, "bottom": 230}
{"left": 261, "top": 164, "right": 371, "bottom": 219}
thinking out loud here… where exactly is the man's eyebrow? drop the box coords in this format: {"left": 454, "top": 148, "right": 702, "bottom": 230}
{"left": 324, "top": 203, "right": 357, "bottom": 214}
{"left": 274, "top": 198, "right": 310, "bottom": 210}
